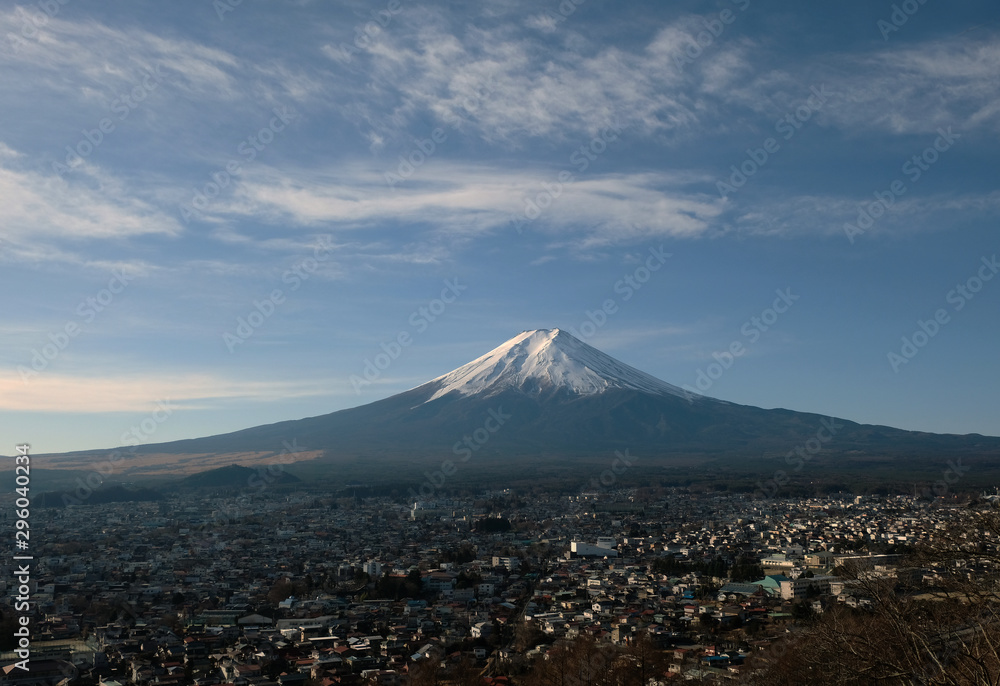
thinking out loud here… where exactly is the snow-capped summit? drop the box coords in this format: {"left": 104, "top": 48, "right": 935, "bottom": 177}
{"left": 421, "top": 328, "right": 692, "bottom": 402}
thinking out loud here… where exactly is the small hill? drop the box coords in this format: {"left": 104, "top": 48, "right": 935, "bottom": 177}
{"left": 179, "top": 464, "right": 302, "bottom": 489}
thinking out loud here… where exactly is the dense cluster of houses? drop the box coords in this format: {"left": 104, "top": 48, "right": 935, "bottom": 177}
{"left": 0, "top": 488, "right": 979, "bottom": 684}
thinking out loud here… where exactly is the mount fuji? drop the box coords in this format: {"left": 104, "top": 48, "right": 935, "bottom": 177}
{"left": 33, "top": 328, "right": 1000, "bottom": 482}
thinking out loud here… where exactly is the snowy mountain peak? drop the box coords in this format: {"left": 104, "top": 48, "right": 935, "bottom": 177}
{"left": 422, "top": 328, "right": 693, "bottom": 402}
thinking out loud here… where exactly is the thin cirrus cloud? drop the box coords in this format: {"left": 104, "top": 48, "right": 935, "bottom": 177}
{"left": 0, "top": 8, "right": 240, "bottom": 102}
{"left": 0, "top": 144, "right": 181, "bottom": 263}
{"left": 725, "top": 35, "right": 1000, "bottom": 136}
{"left": 329, "top": 14, "right": 733, "bottom": 144}
{"left": 206, "top": 163, "right": 725, "bottom": 246}
{"left": 340, "top": 8, "right": 1000, "bottom": 147}
{"left": 855, "top": 38, "right": 1000, "bottom": 134}
{"left": 730, "top": 191, "right": 1000, "bottom": 239}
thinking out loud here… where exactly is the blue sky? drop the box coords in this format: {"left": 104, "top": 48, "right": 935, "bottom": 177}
{"left": 3, "top": 0, "right": 999, "bottom": 454}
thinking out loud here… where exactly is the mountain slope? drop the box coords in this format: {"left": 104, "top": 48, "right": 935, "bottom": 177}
{"left": 31, "top": 329, "right": 1000, "bottom": 479}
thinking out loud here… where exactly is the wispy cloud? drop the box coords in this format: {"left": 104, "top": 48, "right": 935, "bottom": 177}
{"left": 0, "top": 371, "right": 349, "bottom": 413}
{"left": 0, "top": 143, "right": 181, "bottom": 263}
{"left": 203, "top": 162, "right": 725, "bottom": 249}
{"left": 0, "top": 9, "right": 242, "bottom": 102}
{"left": 726, "top": 34, "right": 1000, "bottom": 136}
{"left": 326, "top": 11, "right": 740, "bottom": 145}
{"left": 730, "top": 191, "right": 1000, "bottom": 238}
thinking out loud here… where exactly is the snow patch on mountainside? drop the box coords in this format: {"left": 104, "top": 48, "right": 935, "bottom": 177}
{"left": 421, "top": 328, "right": 694, "bottom": 402}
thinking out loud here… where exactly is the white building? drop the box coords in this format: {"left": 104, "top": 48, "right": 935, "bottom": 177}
{"left": 570, "top": 539, "right": 618, "bottom": 558}
{"left": 780, "top": 575, "right": 837, "bottom": 600}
